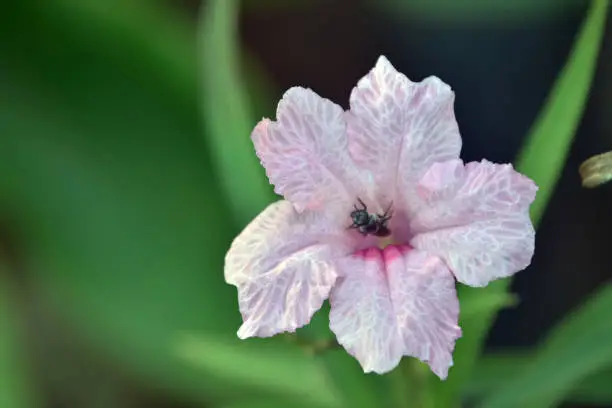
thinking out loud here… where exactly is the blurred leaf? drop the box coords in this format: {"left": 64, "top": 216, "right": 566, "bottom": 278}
{"left": 0, "top": 268, "right": 39, "bottom": 408}
{"left": 430, "top": 0, "right": 607, "bottom": 405}
{"left": 569, "top": 368, "right": 612, "bottom": 406}
{"left": 479, "top": 283, "right": 612, "bottom": 408}
{"left": 0, "top": 1, "right": 335, "bottom": 405}
{"left": 31, "top": 0, "right": 197, "bottom": 105}
{"left": 468, "top": 353, "right": 612, "bottom": 406}
{"left": 178, "top": 334, "right": 341, "bottom": 408}
{"left": 460, "top": 292, "right": 518, "bottom": 321}
{"left": 199, "top": 0, "right": 275, "bottom": 225}
{"left": 517, "top": 0, "right": 608, "bottom": 224}
{"left": 466, "top": 352, "right": 531, "bottom": 398}
{"left": 220, "top": 400, "right": 325, "bottom": 408}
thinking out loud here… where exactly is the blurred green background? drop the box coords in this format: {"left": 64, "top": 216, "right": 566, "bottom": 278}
{"left": 0, "top": 1, "right": 611, "bottom": 408}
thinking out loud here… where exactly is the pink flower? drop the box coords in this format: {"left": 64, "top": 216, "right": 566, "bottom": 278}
{"left": 224, "top": 56, "right": 537, "bottom": 378}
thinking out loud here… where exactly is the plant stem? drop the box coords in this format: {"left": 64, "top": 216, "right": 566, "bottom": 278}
{"left": 390, "top": 359, "right": 439, "bottom": 408}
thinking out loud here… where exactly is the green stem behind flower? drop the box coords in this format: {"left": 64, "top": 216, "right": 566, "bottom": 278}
{"left": 389, "top": 359, "right": 438, "bottom": 408}
{"left": 389, "top": 361, "right": 412, "bottom": 408}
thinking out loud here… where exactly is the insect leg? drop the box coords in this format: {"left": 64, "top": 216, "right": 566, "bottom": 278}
{"left": 356, "top": 197, "right": 367, "bottom": 211}
{"left": 378, "top": 201, "right": 394, "bottom": 222}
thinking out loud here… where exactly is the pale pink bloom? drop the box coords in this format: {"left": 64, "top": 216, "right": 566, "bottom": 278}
{"left": 224, "top": 56, "right": 537, "bottom": 378}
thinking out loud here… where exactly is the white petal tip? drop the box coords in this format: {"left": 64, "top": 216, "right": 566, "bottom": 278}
{"left": 376, "top": 55, "right": 392, "bottom": 66}
{"left": 236, "top": 325, "right": 253, "bottom": 340}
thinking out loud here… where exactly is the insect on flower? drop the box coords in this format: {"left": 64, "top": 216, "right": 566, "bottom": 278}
{"left": 349, "top": 198, "right": 393, "bottom": 237}
{"left": 225, "top": 56, "right": 538, "bottom": 378}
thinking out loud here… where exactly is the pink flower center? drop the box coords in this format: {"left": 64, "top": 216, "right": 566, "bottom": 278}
{"left": 353, "top": 244, "right": 413, "bottom": 263}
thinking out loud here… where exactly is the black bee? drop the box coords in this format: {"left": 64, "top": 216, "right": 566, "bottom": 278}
{"left": 348, "top": 198, "right": 393, "bottom": 237}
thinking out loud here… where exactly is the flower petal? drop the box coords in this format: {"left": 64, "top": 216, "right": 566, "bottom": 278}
{"left": 329, "top": 245, "right": 461, "bottom": 378}
{"left": 346, "top": 56, "right": 462, "bottom": 209}
{"left": 410, "top": 159, "right": 537, "bottom": 287}
{"left": 225, "top": 200, "right": 355, "bottom": 339}
{"left": 252, "top": 87, "right": 362, "bottom": 214}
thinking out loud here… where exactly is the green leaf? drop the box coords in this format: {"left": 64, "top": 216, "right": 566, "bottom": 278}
{"left": 460, "top": 292, "right": 518, "bottom": 321}
{"left": 0, "top": 1, "right": 336, "bottom": 405}
{"left": 177, "top": 335, "right": 341, "bottom": 408}
{"left": 0, "top": 267, "right": 39, "bottom": 408}
{"left": 27, "top": 0, "right": 197, "bottom": 104}
{"left": 516, "top": 1, "right": 608, "bottom": 225}
{"left": 199, "top": 0, "right": 275, "bottom": 225}
{"left": 465, "top": 352, "right": 531, "bottom": 398}
{"left": 219, "top": 400, "right": 328, "bottom": 408}
{"left": 430, "top": 0, "right": 608, "bottom": 405}
{"left": 479, "top": 283, "right": 612, "bottom": 408}
{"left": 468, "top": 353, "right": 612, "bottom": 406}
{"left": 569, "top": 368, "right": 612, "bottom": 406}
